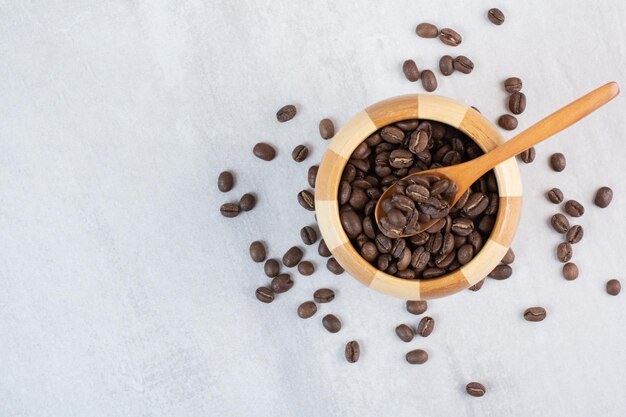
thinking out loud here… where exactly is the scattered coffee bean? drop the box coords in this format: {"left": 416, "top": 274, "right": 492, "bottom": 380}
{"left": 283, "top": 246, "right": 303, "bottom": 267}
{"left": 551, "top": 213, "right": 570, "bottom": 233}
{"left": 487, "top": 7, "right": 505, "bottom": 25}
{"left": 319, "top": 118, "right": 335, "bottom": 139}
{"left": 439, "top": 55, "right": 454, "bottom": 76}
{"left": 271, "top": 274, "right": 294, "bottom": 293}
{"left": 439, "top": 28, "right": 462, "bottom": 46}
{"left": 488, "top": 264, "right": 512, "bottom": 280}
{"left": 502, "top": 248, "right": 515, "bottom": 264}
{"left": 298, "top": 190, "right": 315, "bottom": 211}
{"left": 563, "top": 262, "right": 579, "bottom": 281}
{"left": 406, "top": 300, "right": 428, "bottom": 315}
{"left": 564, "top": 200, "right": 584, "bottom": 217}
{"left": 318, "top": 239, "right": 331, "bottom": 257}
{"left": 298, "top": 261, "right": 315, "bottom": 276}
{"left": 297, "top": 301, "right": 317, "bottom": 318}
{"left": 406, "top": 349, "right": 428, "bottom": 364}
{"left": 416, "top": 22, "right": 438, "bottom": 38}
{"left": 253, "top": 143, "right": 276, "bottom": 161}
{"left": 557, "top": 242, "right": 573, "bottom": 263}
{"left": 239, "top": 193, "right": 256, "bottom": 211}
{"left": 292, "top": 145, "right": 309, "bottom": 162}
{"left": 314, "top": 288, "right": 335, "bottom": 303}
{"left": 547, "top": 188, "right": 564, "bottom": 204}
{"left": 607, "top": 279, "right": 621, "bottom": 296}
{"left": 550, "top": 153, "right": 566, "bottom": 172}
{"left": 308, "top": 165, "right": 319, "bottom": 188}
{"left": 416, "top": 316, "right": 435, "bottom": 337}
{"left": 566, "top": 225, "right": 583, "bottom": 244}
{"left": 466, "top": 382, "right": 487, "bottom": 397}
{"left": 345, "top": 340, "right": 360, "bottom": 363}
{"left": 504, "top": 77, "right": 522, "bottom": 93}
{"left": 322, "top": 314, "right": 342, "bottom": 333}
{"left": 300, "top": 226, "right": 318, "bottom": 245}
{"left": 498, "top": 114, "right": 518, "bottom": 130}
{"left": 509, "top": 92, "right": 526, "bottom": 115}
{"left": 276, "top": 104, "right": 296, "bottom": 122}
{"left": 220, "top": 202, "right": 240, "bottom": 218}
{"left": 327, "top": 257, "right": 344, "bottom": 275}
{"left": 519, "top": 147, "right": 535, "bottom": 163}
{"left": 218, "top": 171, "right": 234, "bottom": 192}
{"left": 453, "top": 56, "right": 474, "bottom": 74}
{"left": 524, "top": 307, "right": 546, "bottom": 322}
{"left": 468, "top": 279, "right": 485, "bottom": 291}
{"left": 402, "top": 59, "right": 420, "bottom": 82}
{"left": 264, "top": 259, "right": 280, "bottom": 278}
{"left": 249, "top": 241, "right": 266, "bottom": 262}
{"left": 421, "top": 70, "right": 438, "bottom": 92}
{"left": 395, "top": 324, "right": 415, "bottom": 342}
{"left": 594, "top": 186, "right": 613, "bottom": 208}
{"left": 255, "top": 287, "right": 274, "bottom": 303}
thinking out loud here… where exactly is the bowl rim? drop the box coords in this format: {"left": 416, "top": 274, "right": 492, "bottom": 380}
{"left": 314, "top": 94, "right": 522, "bottom": 300}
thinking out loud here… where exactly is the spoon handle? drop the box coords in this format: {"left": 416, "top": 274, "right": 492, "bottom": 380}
{"left": 467, "top": 82, "right": 620, "bottom": 180}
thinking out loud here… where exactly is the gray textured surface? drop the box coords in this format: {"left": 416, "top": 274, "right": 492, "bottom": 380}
{"left": 1, "top": 1, "right": 626, "bottom": 416}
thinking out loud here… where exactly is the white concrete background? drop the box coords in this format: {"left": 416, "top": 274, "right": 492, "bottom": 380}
{"left": 1, "top": 1, "right": 625, "bottom": 416}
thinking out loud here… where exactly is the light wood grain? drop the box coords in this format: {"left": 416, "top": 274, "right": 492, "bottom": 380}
{"left": 417, "top": 95, "right": 468, "bottom": 128}
{"left": 365, "top": 95, "right": 419, "bottom": 128}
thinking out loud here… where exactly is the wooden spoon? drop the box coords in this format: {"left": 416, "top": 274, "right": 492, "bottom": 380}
{"left": 375, "top": 82, "right": 620, "bottom": 237}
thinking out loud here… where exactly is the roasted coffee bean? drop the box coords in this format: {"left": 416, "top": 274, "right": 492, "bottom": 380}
{"left": 264, "top": 259, "right": 280, "bottom": 277}
{"left": 271, "top": 274, "right": 294, "bottom": 293}
{"left": 453, "top": 56, "right": 474, "bottom": 74}
{"left": 566, "top": 225, "right": 584, "bottom": 244}
{"left": 416, "top": 22, "right": 438, "bottom": 38}
{"left": 297, "top": 301, "right": 317, "bottom": 319}
{"left": 504, "top": 77, "right": 522, "bottom": 93}
{"left": 519, "top": 147, "right": 535, "bottom": 163}
{"left": 345, "top": 340, "right": 360, "bottom": 363}
{"left": 322, "top": 314, "right": 341, "bottom": 333}
{"left": 468, "top": 279, "right": 485, "bottom": 291}
{"left": 464, "top": 193, "right": 489, "bottom": 217}
{"left": 249, "top": 241, "right": 266, "bottom": 262}
{"left": 381, "top": 126, "right": 405, "bottom": 144}
{"left": 457, "top": 244, "right": 474, "bottom": 264}
{"left": 395, "top": 119, "right": 420, "bottom": 131}
{"left": 253, "top": 142, "right": 276, "bottom": 161}
{"left": 550, "top": 153, "right": 566, "bottom": 172}
{"left": 283, "top": 246, "right": 303, "bottom": 267}
{"left": 396, "top": 324, "right": 415, "bottom": 342}
{"left": 563, "top": 262, "right": 579, "bottom": 280}
{"left": 488, "top": 264, "right": 512, "bottom": 280}
{"left": 439, "top": 55, "right": 454, "bottom": 76}
{"left": 468, "top": 231, "right": 483, "bottom": 253}
{"left": 551, "top": 213, "right": 570, "bottom": 233}
{"left": 319, "top": 118, "right": 335, "bottom": 139}
{"left": 524, "top": 307, "right": 546, "bottom": 322}
{"left": 314, "top": 288, "right": 335, "bottom": 303}
{"left": 300, "top": 226, "right": 318, "bottom": 245}
{"left": 607, "top": 279, "right": 621, "bottom": 296}
{"left": 341, "top": 210, "right": 363, "bottom": 238}
{"left": 220, "top": 202, "right": 240, "bottom": 218}
{"left": 339, "top": 181, "right": 351, "bottom": 205}
{"left": 451, "top": 217, "right": 474, "bottom": 236}
{"left": 298, "top": 261, "right": 315, "bottom": 276}
{"left": 557, "top": 242, "right": 573, "bottom": 263}
{"left": 502, "top": 248, "right": 515, "bottom": 264}
{"left": 406, "top": 300, "right": 427, "bottom": 315}
{"left": 327, "top": 257, "right": 344, "bottom": 275}
{"left": 421, "top": 70, "right": 438, "bottom": 92}
{"left": 422, "top": 267, "right": 446, "bottom": 278}
{"left": 417, "top": 316, "right": 435, "bottom": 337}
{"left": 488, "top": 7, "right": 505, "bottom": 25}
{"left": 389, "top": 149, "right": 414, "bottom": 168}
{"left": 402, "top": 59, "right": 420, "bottom": 82}
{"left": 239, "top": 193, "right": 256, "bottom": 211}
{"left": 406, "top": 349, "right": 428, "bottom": 364}
{"left": 318, "top": 239, "right": 331, "bottom": 257}
{"left": 594, "top": 186, "right": 613, "bottom": 208}
{"left": 564, "top": 200, "right": 584, "bottom": 217}
{"left": 509, "top": 92, "right": 526, "bottom": 115}
{"left": 466, "top": 382, "right": 487, "bottom": 397}
{"left": 292, "top": 145, "right": 309, "bottom": 162}
{"left": 218, "top": 171, "right": 234, "bottom": 192}
{"left": 361, "top": 242, "right": 379, "bottom": 262}
{"left": 276, "top": 104, "right": 296, "bottom": 122}
{"left": 255, "top": 287, "right": 274, "bottom": 303}
{"left": 439, "top": 28, "right": 462, "bottom": 46}
{"left": 298, "top": 190, "right": 315, "bottom": 211}
{"left": 498, "top": 114, "right": 518, "bottom": 130}
{"left": 547, "top": 188, "right": 564, "bottom": 204}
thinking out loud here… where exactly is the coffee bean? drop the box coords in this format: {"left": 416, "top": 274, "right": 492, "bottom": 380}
{"left": 547, "top": 188, "right": 564, "bottom": 204}
{"left": 564, "top": 200, "right": 584, "bottom": 217}
{"left": 468, "top": 279, "right": 485, "bottom": 291}
{"left": 416, "top": 316, "right": 435, "bottom": 337}
{"left": 557, "top": 242, "right": 573, "bottom": 263}
{"left": 421, "top": 70, "right": 437, "bottom": 92}
{"left": 292, "top": 145, "right": 309, "bottom": 162}
{"left": 253, "top": 143, "right": 276, "bottom": 161}
{"left": 466, "top": 382, "right": 487, "bottom": 397}
{"left": 502, "top": 248, "right": 515, "bottom": 264}
{"left": 360, "top": 242, "right": 378, "bottom": 262}
{"left": 327, "top": 257, "right": 344, "bottom": 275}
{"left": 345, "top": 340, "right": 360, "bottom": 363}
{"left": 307, "top": 165, "right": 319, "bottom": 188}
{"left": 297, "top": 301, "right": 317, "bottom": 319}
{"left": 551, "top": 213, "right": 570, "bottom": 233}
{"left": 402, "top": 59, "right": 420, "bottom": 82}
{"left": 314, "top": 288, "right": 335, "bottom": 303}
{"left": 297, "top": 190, "right": 315, "bottom": 211}
{"left": 488, "top": 264, "right": 512, "bottom": 280}
{"left": 439, "top": 55, "right": 454, "bottom": 76}
{"left": 318, "top": 239, "right": 331, "bottom": 257}
{"left": 519, "top": 147, "right": 535, "bottom": 163}
{"left": 380, "top": 126, "right": 404, "bottom": 144}
{"left": 550, "top": 153, "right": 566, "bottom": 172}
{"left": 416, "top": 22, "right": 438, "bottom": 38}
{"left": 464, "top": 193, "right": 489, "bottom": 217}
{"left": 255, "top": 287, "right": 274, "bottom": 303}
{"left": 298, "top": 261, "right": 315, "bottom": 276}
{"left": 406, "top": 300, "right": 427, "bottom": 315}
{"left": 509, "top": 92, "right": 526, "bottom": 115}
{"left": 218, "top": 171, "right": 234, "bottom": 192}
{"left": 276, "top": 104, "right": 296, "bottom": 122}
{"left": 322, "top": 314, "right": 341, "bottom": 333}
{"left": 439, "top": 28, "right": 462, "bottom": 46}
{"left": 594, "top": 186, "right": 613, "bottom": 208}
{"left": 566, "top": 225, "right": 584, "bottom": 244}
{"left": 283, "top": 246, "right": 303, "bottom": 267}
{"left": 563, "top": 262, "right": 579, "bottom": 280}
{"left": 340, "top": 210, "right": 363, "bottom": 239}
{"left": 457, "top": 244, "right": 474, "bottom": 264}
{"left": 504, "top": 77, "right": 522, "bottom": 93}
{"left": 271, "top": 274, "right": 294, "bottom": 293}
{"left": 319, "top": 118, "right": 335, "bottom": 139}
{"left": 487, "top": 7, "right": 505, "bottom": 25}
{"left": 498, "top": 114, "right": 518, "bottom": 130}
{"left": 453, "top": 56, "right": 474, "bottom": 74}
{"left": 239, "top": 193, "right": 256, "bottom": 211}
{"left": 220, "top": 202, "right": 240, "bottom": 218}
{"left": 607, "top": 279, "right": 621, "bottom": 296}
{"left": 451, "top": 217, "right": 474, "bottom": 236}
{"left": 300, "top": 226, "right": 318, "bottom": 246}
{"left": 395, "top": 324, "right": 415, "bottom": 342}
{"left": 390, "top": 149, "right": 414, "bottom": 168}
{"left": 264, "top": 259, "right": 280, "bottom": 277}
{"left": 249, "top": 241, "right": 266, "bottom": 262}
{"left": 524, "top": 307, "right": 546, "bottom": 322}
{"left": 406, "top": 349, "right": 428, "bottom": 364}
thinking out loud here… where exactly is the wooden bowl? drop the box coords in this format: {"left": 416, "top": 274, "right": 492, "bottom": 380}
{"left": 315, "top": 95, "right": 522, "bottom": 300}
